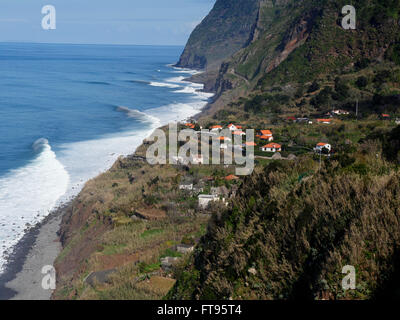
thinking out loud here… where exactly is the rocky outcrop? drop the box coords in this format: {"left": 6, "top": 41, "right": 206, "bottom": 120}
{"left": 175, "top": 0, "right": 261, "bottom": 71}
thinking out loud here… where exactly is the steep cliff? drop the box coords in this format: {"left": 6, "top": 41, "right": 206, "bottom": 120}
{"left": 175, "top": 0, "right": 261, "bottom": 71}
{"left": 179, "top": 0, "right": 400, "bottom": 118}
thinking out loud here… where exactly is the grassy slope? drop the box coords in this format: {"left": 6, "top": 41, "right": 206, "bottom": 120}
{"left": 167, "top": 125, "right": 400, "bottom": 300}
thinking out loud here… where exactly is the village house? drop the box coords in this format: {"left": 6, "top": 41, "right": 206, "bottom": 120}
{"left": 382, "top": 114, "right": 390, "bottom": 120}
{"left": 261, "top": 143, "right": 282, "bottom": 153}
{"left": 161, "top": 257, "right": 180, "bottom": 271}
{"left": 259, "top": 130, "right": 274, "bottom": 141}
{"left": 232, "top": 130, "right": 246, "bottom": 136}
{"left": 198, "top": 194, "right": 219, "bottom": 209}
{"left": 296, "top": 118, "right": 309, "bottom": 124}
{"left": 227, "top": 123, "right": 238, "bottom": 131}
{"left": 317, "top": 119, "right": 332, "bottom": 124}
{"left": 184, "top": 123, "right": 195, "bottom": 129}
{"left": 314, "top": 142, "right": 331, "bottom": 153}
{"left": 176, "top": 244, "right": 195, "bottom": 254}
{"left": 210, "top": 125, "right": 222, "bottom": 132}
{"left": 332, "top": 109, "right": 349, "bottom": 115}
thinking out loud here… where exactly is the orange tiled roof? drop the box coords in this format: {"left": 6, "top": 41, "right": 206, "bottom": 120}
{"left": 244, "top": 142, "right": 257, "bottom": 146}
{"left": 317, "top": 119, "right": 331, "bottom": 122}
{"left": 232, "top": 130, "right": 244, "bottom": 135}
{"left": 211, "top": 125, "right": 222, "bottom": 129}
{"left": 260, "top": 130, "right": 272, "bottom": 135}
{"left": 317, "top": 142, "right": 328, "bottom": 146}
{"left": 225, "top": 174, "right": 239, "bottom": 180}
{"left": 263, "top": 143, "right": 281, "bottom": 148}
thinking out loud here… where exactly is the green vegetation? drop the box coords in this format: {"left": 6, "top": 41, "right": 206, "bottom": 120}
{"left": 168, "top": 126, "right": 400, "bottom": 300}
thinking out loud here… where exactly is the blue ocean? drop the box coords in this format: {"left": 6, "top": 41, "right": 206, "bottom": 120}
{"left": 0, "top": 42, "right": 212, "bottom": 272}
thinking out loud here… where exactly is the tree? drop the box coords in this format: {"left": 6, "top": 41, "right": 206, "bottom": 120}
{"left": 356, "top": 76, "right": 368, "bottom": 88}
{"left": 307, "top": 81, "right": 320, "bottom": 93}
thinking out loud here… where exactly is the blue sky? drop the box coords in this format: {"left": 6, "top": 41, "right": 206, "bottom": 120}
{"left": 0, "top": 0, "right": 215, "bottom": 45}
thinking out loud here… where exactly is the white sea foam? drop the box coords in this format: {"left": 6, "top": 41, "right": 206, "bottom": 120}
{"left": 149, "top": 81, "right": 181, "bottom": 88}
{"left": 171, "top": 67, "right": 202, "bottom": 75}
{"left": 0, "top": 139, "right": 69, "bottom": 272}
{"left": 0, "top": 66, "right": 213, "bottom": 276}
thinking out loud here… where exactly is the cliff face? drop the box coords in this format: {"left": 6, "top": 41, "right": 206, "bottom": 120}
{"left": 179, "top": 0, "right": 400, "bottom": 116}
{"left": 175, "top": 0, "right": 261, "bottom": 71}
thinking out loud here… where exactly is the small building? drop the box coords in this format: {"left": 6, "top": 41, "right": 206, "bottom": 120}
{"left": 261, "top": 143, "right": 282, "bottom": 153}
{"left": 332, "top": 109, "right": 349, "bottom": 115}
{"left": 296, "top": 118, "right": 309, "bottom": 124}
{"left": 260, "top": 135, "right": 274, "bottom": 142}
{"left": 198, "top": 194, "right": 219, "bottom": 209}
{"left": 227, "top": 124, "right": 238, "bottom": 131}
{"left": 317, "top": 119, "right": 332, "bottom": 124}
{"left": 287, "top": 116, "right": 296, "bottom": 122}
{"left": 184, "top": 123, "right": 195, "bottom": 129}
{"left": 259, "top": 130, "right": 274, "bottom": 141}
{"left": 176, "top": 244, "right": 195, "bottom": 254}
{"left": 210, "top": 125, "right": 222, "bottom": 132}
{"left": 382, "top": 114, "right": 390, "bottom": 120}
{"left": 314, "top": 142, "right": 331, "bottom": 153}
{"left": 232, "top": 130, "right": 246, "bottom": 136}
{"left": 161, "top": 257, "right": 180, "bottom": 271}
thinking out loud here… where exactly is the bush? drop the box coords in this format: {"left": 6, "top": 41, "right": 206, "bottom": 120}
{"left": 356, "top": 76, "right": 368, "bottom": 88}
{"left": 307, "top": 81, "right": 320, "bottom": 93}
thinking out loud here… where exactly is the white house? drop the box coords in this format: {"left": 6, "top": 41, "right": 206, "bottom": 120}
{"left": 198, "top": 194, "right": 219, "bottom": 209}
{"left": 314, "top": 142, "right": 331, "bottom": 153}
{"left": 332, "top": 109, "right": 349, "bottom": 115}
{"left": 261, "top": 143, "right": 282, "bottom": 153}
{"left": 232, "top": 130, "right": 246, "bottom": 136}
{"left": 210, "top": 125, "right": 222, "bottom": 132}
{"left": 227, "top": 123, "right": 238, "bottom": 131}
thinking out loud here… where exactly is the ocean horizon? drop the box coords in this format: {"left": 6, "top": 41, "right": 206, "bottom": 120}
{"left": 0, "top": 42, "right": 212, "bottom": 274}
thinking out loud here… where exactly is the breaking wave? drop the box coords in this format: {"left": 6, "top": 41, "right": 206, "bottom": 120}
{"left": 0, "top": 139, "right": 69, "bottom": 272}
{"left": 116, "top": 106, "right": 161, "bottom": 126}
